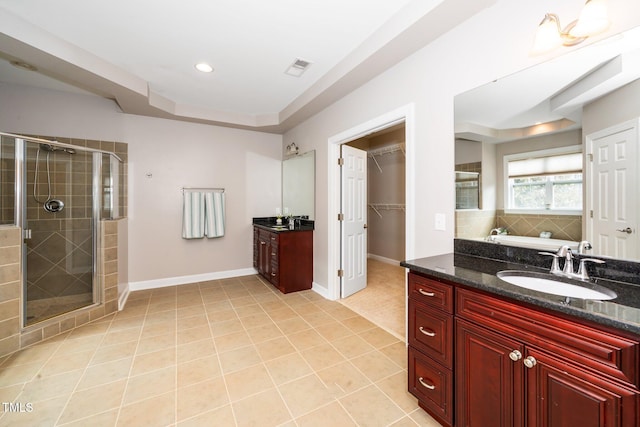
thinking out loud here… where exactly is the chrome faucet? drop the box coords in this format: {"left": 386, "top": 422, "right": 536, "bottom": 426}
{"left": 486, "top": 228, "right": 502, "bottom": 242}
{"left": 577, "top": 241, "right": 592, "bottom": 254}
{"left": 539, "top": 244, "right": 605, "bottom": 280}
{"left": 560, "top": 246, "right": 574, "bottom": 275}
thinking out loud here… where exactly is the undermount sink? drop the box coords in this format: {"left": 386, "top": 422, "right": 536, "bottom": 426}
{"left": 497, "top": 270, "right": 617, "bottom": 301}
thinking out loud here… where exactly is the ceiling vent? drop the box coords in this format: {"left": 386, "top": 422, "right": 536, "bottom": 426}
{"left": 285, "top": 58, "right": 312, "bottom": 77}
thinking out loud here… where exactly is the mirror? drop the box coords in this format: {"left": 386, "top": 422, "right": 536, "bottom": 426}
{"left": 282, "top": 150, "right": 315, "bottom": 220}
{"left": 454, "top": 26, "right": 640, "bottom": 261}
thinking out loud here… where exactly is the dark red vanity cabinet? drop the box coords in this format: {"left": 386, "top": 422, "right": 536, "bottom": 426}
{"left": 455, "top": 288, "right": 640, "bottom": 427}
{"left": 253, "top": 226, "right": 312, "bottom": 293}
{"left": 408, "top": 272, "right": 455, "bottom": 427}
{"left": 406, "top": 271, "right": 640, "bottom": 427}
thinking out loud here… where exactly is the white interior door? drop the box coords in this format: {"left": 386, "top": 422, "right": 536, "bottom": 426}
{"left": 587, "top": 120, "right": 639, "bottom": 259}
{"left": 341, "top": 144, "right": 367, "bottom": 298}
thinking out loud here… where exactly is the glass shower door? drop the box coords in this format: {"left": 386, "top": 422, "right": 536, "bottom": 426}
{"left": 23, "top": 140, "right": 96, "bottom": 325}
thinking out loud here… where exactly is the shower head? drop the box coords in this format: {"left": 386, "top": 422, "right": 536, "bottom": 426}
{"left": 38, "top": 143, "right": 75, "bottom": 154}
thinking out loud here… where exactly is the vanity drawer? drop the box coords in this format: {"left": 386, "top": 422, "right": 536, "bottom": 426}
{"left": 408, "top": 273, "right": 454, "bottom": 314}
{"left": 456, "top": 288, "right": 640, "bottom": 388}
{"left": 408, "top": 346, "right": 453, "bottom": 426}
{"left": 409, "top": 299, "right": 453, "bottom": 368}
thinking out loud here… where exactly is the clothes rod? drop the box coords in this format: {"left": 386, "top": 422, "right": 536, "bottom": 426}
{"left": 182, "top": 187, "right": 225, "bottom": 192}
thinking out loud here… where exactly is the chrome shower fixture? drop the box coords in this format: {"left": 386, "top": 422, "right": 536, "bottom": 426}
{"left": 39, "top": 143, "right": 76, "bottom": 154}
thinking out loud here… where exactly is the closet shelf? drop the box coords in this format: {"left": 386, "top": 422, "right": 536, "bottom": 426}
{"left": 368, "top": 203, "right": 405, "bottom": 218}
{"left": 368, "top": 143, "right": 405, "bottom": 173}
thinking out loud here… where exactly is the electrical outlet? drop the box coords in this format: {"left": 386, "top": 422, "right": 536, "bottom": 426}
{"left": 434, "top": 213, "right": 446, "bottom": 231}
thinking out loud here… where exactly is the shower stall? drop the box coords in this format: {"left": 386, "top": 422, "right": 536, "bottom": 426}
{"left": 0, "top": 132, "right": 122, "bottom": 326}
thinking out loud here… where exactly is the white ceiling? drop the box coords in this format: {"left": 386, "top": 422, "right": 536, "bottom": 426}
{"left": 0, "top": 0, "right": 495, "bottom": 133}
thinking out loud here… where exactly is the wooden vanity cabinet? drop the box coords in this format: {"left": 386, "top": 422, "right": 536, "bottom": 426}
{"left": 407, "top": 272, "right": 455, "bottom": 427}
{"left": 253, "top": 226, "right": 312, "bottom": 293}
{"left": 407, "top": 271, "right": 640, "bottom": 427}
{"left": 455, "top": 288, "right": 640, "bottom": 427}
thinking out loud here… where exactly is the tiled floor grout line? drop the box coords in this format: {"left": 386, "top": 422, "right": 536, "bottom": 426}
{"left": 50, "top": 312, "right": 121, "bottom": 426}
{"left": 110, "top": 291, "right": 152, "bottom": 427}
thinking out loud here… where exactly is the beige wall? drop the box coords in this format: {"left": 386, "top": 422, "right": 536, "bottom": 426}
{"left": 583, "top": 78, "right": 640, "bottom": 136}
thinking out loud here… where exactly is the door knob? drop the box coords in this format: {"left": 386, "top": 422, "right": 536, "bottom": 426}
{"left": 616, "top": 227, "right": 633, "bottom": 234}
{"left": 523, "top": 356, "right": 537, "bottom": 368}
{"left": 509, "top": 350, "right": 522, "bottom": 361}
{"left": 363, "top": 224, "right": 368, "bottom": 229}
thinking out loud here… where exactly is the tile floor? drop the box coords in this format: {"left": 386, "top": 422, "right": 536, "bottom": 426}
{"left": 340, "top": 259, "right": 406, "bottom": 340}
{"left": 0, "top": 275, "right": 442, "bottom": 426}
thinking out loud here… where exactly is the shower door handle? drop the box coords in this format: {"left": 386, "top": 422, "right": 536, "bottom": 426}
{"left": 23, "top": 229, "right": 32, "bottom": 240}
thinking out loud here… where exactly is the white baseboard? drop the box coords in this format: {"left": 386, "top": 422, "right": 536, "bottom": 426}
{"left": 118, "top": 285, "right": 130, "bottom": 311}
{"left": 367, "top": 253, "right": 401, "bottom": 266}
{"left": 127, "top": 268, "right": 258, "bottom": 293}
{"left": 311, "top": 281, "right": 332, "bottom": 300}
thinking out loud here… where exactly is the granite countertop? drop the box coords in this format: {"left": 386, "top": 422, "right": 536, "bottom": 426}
{"left": 252, "top": 217, "right": 315, "bottom": 232}
{"left": 401, "top": 253, "right": 640, "bottom": 336}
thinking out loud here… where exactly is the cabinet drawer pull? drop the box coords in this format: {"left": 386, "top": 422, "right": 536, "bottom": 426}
{"left": 419, "top": 326, "right": 436, "bottom": 337}
{"left": 509, "top": 350, "right": 522, "bottom": 361}
{"left": 418, "top": 289, "right": 435, "bottom": 297}
{"left": 418, "top": 377, "right": 435, "bottom": 390}
{"left": 271, "top": 252, "right": 276, "bottom": 256}
{"left": 523, "top": 356, "right": 537, "bottom": 369}
{"left": 260, "top": 241, "right": 266, "bottom": 245}
{"left": 271, "top": 236, "right": 276, "bottom": 240}
{"left": 271, "top": 272, "right": 276, "bottom": 276}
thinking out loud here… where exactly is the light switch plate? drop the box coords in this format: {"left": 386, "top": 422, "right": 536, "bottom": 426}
{"left": 435, "top": 213, "right": 446, "bottom": 231}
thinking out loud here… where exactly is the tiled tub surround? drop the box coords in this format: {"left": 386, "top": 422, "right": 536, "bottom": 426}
{"left": 0, "top": 219, "right": 123, "bottom": 359}
{"left": 402, "top": 239, "right": 640, "bottom": 335}
{"left": 455, "top": 209, "right": 582, "bottom": 241}
{"left": 495, "top": 209, "right": 582, "bottom": 242}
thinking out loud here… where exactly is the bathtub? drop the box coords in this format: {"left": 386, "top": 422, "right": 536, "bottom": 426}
{"left": 483, "top": 235, "right": 578, "bottom": 252}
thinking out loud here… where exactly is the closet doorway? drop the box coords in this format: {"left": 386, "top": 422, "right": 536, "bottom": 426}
{"left": 340, "top": 123, "right": 407, "bottom": 339}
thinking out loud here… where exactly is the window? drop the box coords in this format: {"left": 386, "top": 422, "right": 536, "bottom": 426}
{"left": 505, "top": 147, "right": 582, "bottom": 213}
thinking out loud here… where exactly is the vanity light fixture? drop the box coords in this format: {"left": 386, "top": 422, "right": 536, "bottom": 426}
{"left": 195, "top": 62, "right": 213, "bottom": 73}
{"left": 532, "top": 0, "right": 610, "bottom": 54}
{"left": 286, "top": 142, "right": 299, "bottom": 156}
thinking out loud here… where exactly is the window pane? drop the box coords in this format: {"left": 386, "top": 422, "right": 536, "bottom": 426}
{"left": 512, "top": 181, "right": 546, "bottom": 208}
{"left": 553, "top": 182, "right": 582, "bottom": 209}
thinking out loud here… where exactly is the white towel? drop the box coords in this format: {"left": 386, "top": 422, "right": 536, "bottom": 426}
{"left": 182, "top": 191, "right": 206, "bottom": 239}
{"left": 182, "top": 190, "right": 225, "bottom": 239}
{"left": 204, "top": 191, "right": 225, "bottom": 238}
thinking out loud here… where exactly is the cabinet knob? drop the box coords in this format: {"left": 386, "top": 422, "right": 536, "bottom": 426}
{"left": 419, "top": 326, "right": 436, "bottom": 337}
{"left": 418, "top": 377, "right": 435, "bottom": 390}
{"left": 260, "top": 241, "right": 266, "bottom": 245}
{"left": 508, "top": 350, "right": 522, "bottom": 361}
{"left": 523, "top": 356, "right": 537, "bottom": 368}
{"left": 418, "top": 289, "right": 436, "bottom": 297}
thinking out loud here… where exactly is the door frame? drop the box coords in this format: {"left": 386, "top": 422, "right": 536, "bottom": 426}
{"left": 327, "top": 103, "right": 416, "bottom": 301}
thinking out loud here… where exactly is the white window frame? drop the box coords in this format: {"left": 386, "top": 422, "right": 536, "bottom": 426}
{"left": 504, "top": 145, "right": 583, "bottom": 215}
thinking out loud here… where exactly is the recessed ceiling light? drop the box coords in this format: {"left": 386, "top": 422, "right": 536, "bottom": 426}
{"left": 195, "top": 63, "right": 213, "bottom": 73}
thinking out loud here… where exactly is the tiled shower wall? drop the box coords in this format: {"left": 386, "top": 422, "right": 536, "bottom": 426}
{"left": 0, "top": 135, "right": 128, "bottom": 358}
{"left": 0, "top": 219, "right": 123, "bottom": 358}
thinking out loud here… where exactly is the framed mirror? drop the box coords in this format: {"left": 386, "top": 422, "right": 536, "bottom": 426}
{"left": 282, "top": 150, "right": 315, "bottom": 220}
{"left": 454, "top": 26, "right": 640, "bottom": 260}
